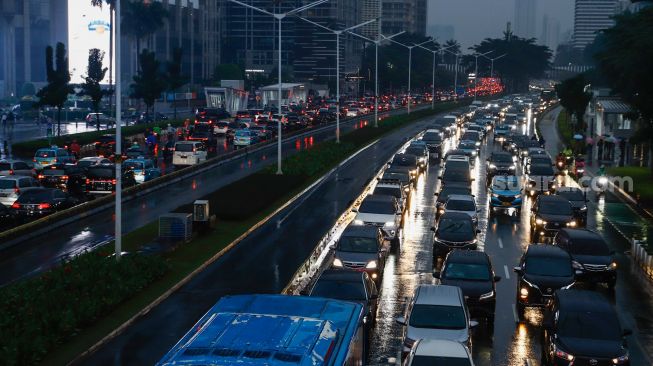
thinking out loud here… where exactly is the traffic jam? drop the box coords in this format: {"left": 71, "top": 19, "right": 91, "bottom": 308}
{"left": 0, "top": 94, "right": 437, "bottom": 231}
{"left": 157, "top": 95, "right": 636, "bottom": 366}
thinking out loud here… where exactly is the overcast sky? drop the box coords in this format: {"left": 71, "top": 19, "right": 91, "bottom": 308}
{"left": 427, "top": 0, "right": 574, "bottom": 49}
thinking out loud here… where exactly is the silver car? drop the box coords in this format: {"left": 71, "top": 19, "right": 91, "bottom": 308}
{"left": 444, "top": 194, "right": 479, "bottom": 225}
{"left": 0, "top": 160, "right": 33, "bottom": 176}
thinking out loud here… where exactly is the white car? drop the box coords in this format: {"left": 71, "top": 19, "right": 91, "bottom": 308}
{"left": 397, "top": 285, "right": 476, "bottom": 356}
{"left": 352, "top": 194, "right": 402, "bottom": 246}
{"left": 403, "top": 339, "right": 474, "bottom": 366}
{"left": 346, "top": 108, "right": 360, "bottom": 117}
{"left": 443, "top": 194, "right": 479, "bottom": 225}
{"left": 76, "top": 157, "right": 111, "bottom": 169}
{"left": 0, "top": 160, "right": 33, "bottom": 176}
{"left": 172, "top": 141, "right": 207, "bottom": 167}
{"left": 0, "top": 176, "right": 40, "bottom": 207}
{"left": 213, "top": 121, "right": 230, "bottom": 135}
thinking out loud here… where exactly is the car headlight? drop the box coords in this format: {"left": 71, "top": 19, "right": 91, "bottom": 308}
{"left": 471, "top": 150, "right": 477, "bottom": 156}
{"left": 353, "top": 219, "right": 364, "bottom": 225}
{"left": 509, "top": 165, "right": 516, "bottom": 170}
{"left": 419, "top": 157, "right": 425, "bottom": 162}
{"left": 333, "top": 258, "right": 343, "bottom": 267}
{"left": 580, "top": 205, "right": 587, "bottom": 212}
{"left": 489, "top": 164, "right": 497, "bottom": 169}
{"left": 535, "top": 218, "right": 546, "bottom": 225}
{"left": 491, "top": 193, "right": 500, "bottom": 198}
{"left": 554, "top": 345, "right": 575, "bottom": 361}
{"left": 438, "top": 208, "right": 445, "bottom": 214}
{"left": 612, "top": 353, "right": 629, "bottom": 364}
{"left": 519, "top": 287, "right": 529, "bottom": 298}
{"left": 384, "top": 221, "right": 395, "bottom": 227}
{"left": 475, "top": 141, "right": 481, "bottom": 147}
{"left": 572, "top": 260, "right": 583, "bottom": 270}
{"left": 366, "top": 260, "right": 377, "bottom": 269}
{"left": 479, "top": 291, "right": 494, "bottom": 300}
{"left": 567, "top": 220, "right": 577, "bottom": 227}
{"left": 609, "top": 261, "right": 617, "bottom": 270}
{"left": 598, "top": 176, "right": 608, "bottom": 184}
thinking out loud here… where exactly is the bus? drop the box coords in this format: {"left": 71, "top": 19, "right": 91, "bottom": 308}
{"left": 157, "top": 294, "right": 366, "bottom": 366}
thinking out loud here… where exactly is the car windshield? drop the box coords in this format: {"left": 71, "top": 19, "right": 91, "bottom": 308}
{"left": 443, "top": 169, "right": 469, "bottom": 182}
{"left": 540, "top": 200, "right": 572, "bottom": 215}
{"left": 557, "top": 190, "right": 585, "bottom": 201}
{"left": 42, "top": 169, "right": 65, "bottom": 176}
{"left": 444, "top": 263, "right": 490, "bottom": 281}
{"left": 87, "top": 167, "right": 114, "bottom": 178}
{"left": 409, "top": 304, "right": 466, "bottom": 329}
{"left": 492, "top": 178, "right": 521, "bottom": 191}
{"left": 422, "top": 132, "right": 442, "bottom": 142}
{"left": 36, "top": 150, "right": 55, "bottom": 158}
{"left": 530, "top": 157, "right": 551, "bottom": 165}
{"left": 410, "top": 356, "right": 471, "bottom": 366}
{"left": 359, "top": 199, "right": 395, "bottom": 214}
{"left": 446, "top": 160, "right": 470, "bottom": 170}
{"left": 392, "top": 155, "right": 417, "bottom": 166}
{"left": 77, "top": 160, "right": 96, "bottom": 168}
{"left": 557, "top": 311, "right": 622, "bottom": 341}
{"left": 338, "top": 236, "right": 379, "bottom": 253}
{"left": 568, "top": 238, "right": 611, "bottom": 256}
{"left": 439, "top": 187, "right": 471, "bottom": 201}
{"left": 235, "top": 130, "right": 250, "bottom": 137}
{"left": 375, "top": 187, "right": 401, "bottom": 198}
{"left": 446, "top": 199, "right": 475, "bottom": 211}
{"left": 123, "top": 162, "right": 144, "bottom": 170}
{"left": 530, "top": 165, "right": 554, "bottom": 175}
{"left": 405, "top": 147, "right": 425, "bottom": 156}
{"left": 175, "top": 143, "right": 195, "bottom": 152}
{"left": 310, "top": 281, "right": 366, "bottom": 301}
{"left": 492, "top": 154, "right": 513, "bottom": 163}
{"left": 525, "top": 256, "right": 572, "bottom": 277}
{"left": 438, "top": 218, "right": 473, "bottom": 234}
{"left": 17, "top": 190, "right": 51, "bottom": 202}
{"left": 0, "top": 179, "right": 17, "bottom": 189}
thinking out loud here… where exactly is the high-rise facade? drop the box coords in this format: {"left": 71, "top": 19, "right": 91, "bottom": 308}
{"left": 0, "top": 0, "right": 68, "bottom": 98}
{"left": 573, "top": 0, "right": 619, "bottom": 49}
{"left": 514, "top": 0, "right": 537, "bottom": 39}
{"left": 361, "top": 0, "right": 381, "bottom": 39}
{"left": 381, "top": 0, "right": 427, "bottom": 36}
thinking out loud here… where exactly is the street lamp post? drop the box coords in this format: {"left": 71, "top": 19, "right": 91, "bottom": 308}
{"left": 415, "top": 43, "right": 457, "bottom": 109}
{"left": 296, "top": 16, "right": 377, "bottom": 143}
{"left": 381, "top": 37, "right": 431, "bottom": 114}
{"left": 482, "top": 53, "right": 507, "bottom": 78}
{"left": 228, "top": 0, "right": 328, "bottom": 174}
{"left": 347, "top": 30, "right": 405, "bottom": 127}
{"left": 473, "top": 50, "right": 494, "bottom": 101}
{"left": 114, "top": 0, "right": 122, "bottom": 259}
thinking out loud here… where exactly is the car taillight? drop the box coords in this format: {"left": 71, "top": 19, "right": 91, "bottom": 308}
{"left": 111, "top": 179, "right": 117, "bottom": 185}
{"left": 86, "top": 178, "right": 90, "bottom": 185}
{"left": 194, "top": 120, "right": 198, "bottom": 124}
{"left": 37, "top": 174, "right": 44, "bottom": 179}
{"left": 9, "top": 169, "right": 14, "bottom": 175}
{"left": 33, "top": 158, "right": 36, "bottom": 162}
{"left": 53, "top": 158, "right": 57, "bottom": 163}
{"left": 14, "top": 187, "right": 19, "bottom": 194}
{"left": 11, "top": 202, "right": 20, "bottom": 209}
{"left": 62, "top": 175, "right": 69, "bottom": 180}
{"left": 38, "top": 203, "right": 51, "bottom": 210}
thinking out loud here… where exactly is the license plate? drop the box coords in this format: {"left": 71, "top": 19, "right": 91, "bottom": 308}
{"left": 41, "top": 161, "right": 49, "bottom": 165}
{"left": 180, "top": 155, "right": 187, "bottom": 159}
{"left": 502, "top": 202, "right": 512, "bottom": 206}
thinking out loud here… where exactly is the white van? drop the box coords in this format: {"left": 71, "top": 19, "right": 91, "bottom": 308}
{"left": 172, "top": 141, "right": 207, "bottom": 167}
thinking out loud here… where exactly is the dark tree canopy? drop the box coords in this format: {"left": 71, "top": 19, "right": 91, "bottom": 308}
{"left": 37, "top": 42, "right": 74, "bottom": 136}
{"left": 81, "top": 48, "right": 108, "bottom": 130}
{"left": 165, "top": 47, "right": 188, "bottom": 119}
{"left": 130, "top": 49, "right": 166, "bottom": 113}
{"left": 555, "top": 74, "right": 592, "bottom": 130}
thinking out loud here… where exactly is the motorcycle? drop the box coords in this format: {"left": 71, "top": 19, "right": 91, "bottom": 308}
{"left": 596, "top": 175, "right": 608, "bottom": 199}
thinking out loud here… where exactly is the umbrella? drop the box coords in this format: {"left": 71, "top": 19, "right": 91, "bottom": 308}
{"left": 585, "top": 137, "right": 594, "bottom": 145}
{"left": 573, "top": 134, "right": 584, "bottom": 140}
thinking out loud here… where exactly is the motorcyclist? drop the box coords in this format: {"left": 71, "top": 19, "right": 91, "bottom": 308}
{"left": 575, "top": 155, "right": 585, "bottom": 177}
{"left": 598, "top": 164, "right": 606, "bottom": 176}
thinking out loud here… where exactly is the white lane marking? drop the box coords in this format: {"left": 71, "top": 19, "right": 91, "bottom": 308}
{"left": 504, "top": 265, "right": 510, "bottom": 280}
{"left": 497, "top": 237, "right": 504, "bottom": 248}
{"left": 512, "top": 303, "right": 519, "bottom": 323}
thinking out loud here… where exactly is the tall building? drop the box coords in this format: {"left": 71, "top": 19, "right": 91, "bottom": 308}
{"left": 540, "top": 14, "right": 561, "bottom": 52}
{"left": 427, "top": 25, "right": 455, "bottom": 42}
{"left": 573, "top": 0, "right": 619, "bottom": 50}
{"left": 0, "top": 0, "right": 68, "bottom": 98}
{"left": 381, "top": 0, "right": 427, "bottom": 36}
{"left": 361, "top": 0, "right": 381, "bottom": 39}
{"left": 514, "top": 0, "right": 537, "bottom": 39}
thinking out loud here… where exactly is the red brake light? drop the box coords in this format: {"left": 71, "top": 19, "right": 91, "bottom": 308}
{"left": 37, "top": 174, "right": 44, "bottom": 179}
{"left": 111, "top": 179, "right": 117, "bottom": 185}
{"left": 62, "top": 175, "right": 69, "bottom": 180}
{"left": 14, "top": 187, "right": 19, "bottom": 194}
{"left": 11, "top": 202, "right": 20, "bottom": 209}
{"left": 85, "top": 178, "right": 90, "bottom": 184}
{"left": 38, "top": 203, "right": 51, "bottom": 210}
{"left": 9, "top": 169, "right": 14, "bottom": 175}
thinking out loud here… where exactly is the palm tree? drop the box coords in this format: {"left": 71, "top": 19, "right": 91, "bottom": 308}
{"left": 442, "top": 39, "right": 461, "bottom": 64}
{"left": 122, "top": 0, "right": 169, "bottom": 70}
{"left": 91, "top": 0, "right": 115, "bottom": 117}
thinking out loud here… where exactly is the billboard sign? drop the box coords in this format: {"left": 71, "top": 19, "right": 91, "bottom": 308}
{"left": 68, "top": 4, "right": 114, "bottom": 84}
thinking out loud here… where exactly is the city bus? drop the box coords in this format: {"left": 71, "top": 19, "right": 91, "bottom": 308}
{"left": 157, "top": 294, "right": 366, "bottom": 366}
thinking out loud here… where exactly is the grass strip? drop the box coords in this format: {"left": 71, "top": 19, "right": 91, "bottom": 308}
{"left": 607, "top": 166, "right": 653, "bottom": 201}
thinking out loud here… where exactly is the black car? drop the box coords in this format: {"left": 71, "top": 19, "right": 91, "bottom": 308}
{"left": 555, "top": 188, "right": 588, "bottom": 225}
{"left": 308, "top": 269, "right": 379, "bottom": 331}
{"left": 404, "top": 144, "right": 429, "bottom": 171}
{"left": 331, "top": 225, "right": 388, "bottom": 284}
{"left": 513, "top": 245, "right": 574, "bottom": 319}
{"left": 37, "top": 163, "right": 86, "bottom": 195}
{"left": 0, "top": 203, "right": 16, "bottom": 230}
{"left": 421, "top": 130, "right": 444, "bottom": 161}
{"left": 10, "top": 188, "right": 77, "bottom": 219}
{"left": 85, "top": 164, "right": 136, "bottom": 197}
{"left": 486, "top": 151, "right": 516, "bottom": 181}
{"left": 188, "top": 128, "right": 217, "bottom": 146}
{"left": 526, "top": 163, "right": 556, "bottom": 196}
{"left": 435, "top": 250, "right": 500, "bottom": 322}
{"left": 434, "top": 184, "right": 473, "bottom": 219}
{"left": 440, "top": 166, "right": 473, "bottom": 188}
{"left": 542, "top": 290, "right": 631, "bottom": 366}
{"left": 530, "top": 195, "right": 577, "bottom": 242}
{"left": 391, "top": 154, "right": 419, "bottom": 180}
{"left": 553, "top": 228, "right": 617, "bottom": 288}
{"left": 432, "top": 212, "right": 480, "bottom": 259}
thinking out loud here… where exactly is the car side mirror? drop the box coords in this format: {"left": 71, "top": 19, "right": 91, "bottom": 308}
{"left": 494, "top": 275, "right": 502, "bottom": 282}
{"left": 434, "top": 192, "right": 439, "bottom": 196}
{"left": 430, "top": 226, "right": 436, "bottom": 232}
{"left": 623, "top": 329, "right": 632, "bottom": 337}
{"left": 433, "top": 271, "right": 441, "bottom": 279}
{"left": 513, "top": 266, "right": 523, "bottom": 274}
{"left": 396, "top": 316, "right": 406, "bottom": 325}
{"left": 476, "top": 229, "right": 482, "bottom": 233}
{"left": 469, "top": 320, "right": 479, "bottom": 328}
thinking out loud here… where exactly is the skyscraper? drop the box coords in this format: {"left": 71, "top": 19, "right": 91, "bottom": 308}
{"left": 361, "top": 0, "right": 381, "bottom": 39}
{"left": 573, "top": 0, "right": 619, "bottom": 49}
{"left": 514, "top": 0, "right": 537, "bottom": 39}
{"left": 381, "top": 0, "right": 427, "bottom": 36}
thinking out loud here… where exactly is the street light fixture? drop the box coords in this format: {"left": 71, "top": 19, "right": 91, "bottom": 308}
{"left": 381, "top": 37, "right": 432, "bottom": 114}
{"left": 295, "top": 16, "right": 377, "bottom": 143}
{"left": 346, "top": 30, "right": 405, "bottom": 127}
{"left": 472, "top": 50, "right": 494, "bottom": 101}
{"left": 415, "top": 42, "right": 458, "bottom": 109}
{"left": 439, "top": 48, "right": 462, "bottom": 99}
{"left": 228, "top": 0, "right": 329, "bottom": 174}
{"left": 114, "top": 0, "right": 122, "bottom": 259}
{"left": 482, "top": 53, "right": 507, "bottom": 79}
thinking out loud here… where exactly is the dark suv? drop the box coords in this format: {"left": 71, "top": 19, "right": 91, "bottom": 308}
{"left": 432, "top": 212, "right": 480, "bottom": 259}
{"left": 530, "top": 195, "right": 577, "bottom": 242}
{"left": 331, "top": 225, "right": 389, "bottom": 284}
{"left": 542, "top": 290, "right": 631, "bottom": 366}
{"left": 435, "top": 184, "right": 472, "bottom": 219}
{"left": 486, "top": 151, "right": 516, "bottom": 182}
{"left": 514, "top": 245, "right": 574, "bottom": 320}
{"left": 435, "top": 250, "right": 500, "bottom": 323}
{"left": 555, "top": 187, "right": 588, "bottom": 225}
{"left": 553, "top": 228, "right": 617, "bottom": 289}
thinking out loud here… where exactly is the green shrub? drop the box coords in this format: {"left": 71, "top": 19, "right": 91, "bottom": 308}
{"left": 0, "top": 252, "right": 168, "bottom": 365}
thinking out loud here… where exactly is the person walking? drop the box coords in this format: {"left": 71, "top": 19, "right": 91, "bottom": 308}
{"left": 1, "top": 113, "right": 7, "bottom": 132}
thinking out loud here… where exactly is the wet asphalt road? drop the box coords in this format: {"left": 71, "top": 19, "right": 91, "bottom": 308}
{"left": 74, "top": 106, "right": 451, "bottom": 365}
{"left": 0, "top": 106, "right": 421, "bottom": 286}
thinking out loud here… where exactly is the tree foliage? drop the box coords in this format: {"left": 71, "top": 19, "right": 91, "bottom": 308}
{"left": 555, "top": 74, "right": 592, "bottom": 131}
{"left": 442, "top": 39, "right": 461, "bottom": 64}
{"left": 213, "top": 64, "right": 245, "bottom": 83}
{"left": 467, "top": 31, "right": 552, "bottom": 93}
{"left": 165, "top": 47, "right": 187, "bottom": 119}
{"left": 80, "top": 49, "right": 108, "bottom": 130}
{"left": 37, "top": 42, "right": 74, "bottom": 136}
{"left": 130, "top": 49, "right": 166, "bottom": 114}
{"left": 122, "top": 0, "right": 168, "bottom": 67}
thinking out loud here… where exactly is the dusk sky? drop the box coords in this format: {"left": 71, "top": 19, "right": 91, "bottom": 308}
{"left": 427, "top": 0, "right": 575, "bottom": 49}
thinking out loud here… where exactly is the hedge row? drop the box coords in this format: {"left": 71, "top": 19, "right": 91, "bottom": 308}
{"left": 0, "top": 252, "right": 169, "bottom": 365}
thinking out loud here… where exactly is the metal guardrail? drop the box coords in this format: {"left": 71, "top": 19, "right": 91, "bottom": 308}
{"left": 632, "top": 240, "right": 653, "bottom": 279}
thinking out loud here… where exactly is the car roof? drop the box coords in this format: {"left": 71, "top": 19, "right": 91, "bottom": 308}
{"left": 0, "top": 176, "right": 24, "bottom": 181}
{"left": 538, "top": 195, "right": 569, "bottom": 204}
{"left": 558, "top": 228, "right": 603, "bottom": 241}
{"left": 439, "top": 211, "right": 473, "bottom": 221}
{"left": 413, "top": 339, "right": 470, "bottom": 359}
{"left": 526, "top": 244, "right": 570, "bottom": 258}
{"left": 445, "top": 250, "right": 489, "bottom": 265}
{"left": 555, "top": 289, "right": 615, "bottom": 314}
{"left": 318, "top": 269, "right": 366, "bottom": 283}
{"left": 491, "top": 151, "right": 512, "bottom": 158}
{"left": 414, "top": 285, "right": 463, "bottom": 306}
{"left": 364, "top": 194, "right": 395, "bottom": 203}
{"left": 341, "top": 225, "right": 379, "bottom": 238}
{"left": 446, "top": 194, "right": 475, "bottom": 202}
